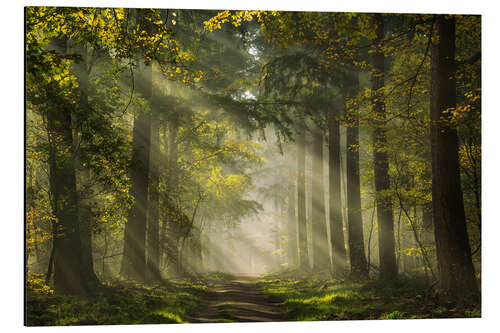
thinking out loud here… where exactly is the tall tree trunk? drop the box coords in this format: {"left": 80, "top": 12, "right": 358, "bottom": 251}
{"left": 159, "top": 126, "right": 169, "bottom": 271}
{"left": 121, "top": 11, "right": 152, "bottom": 281}
{"left": 371, "top": 14, "right": 397, "bottom": 280}
{"left": 328, "top": 104, "right": 347, "bottom": 275}
{"left": 311, "top": 125, "right": 329, "bottom": 271}
{"left": 287, "top": 173, "right": 297, "bottom": 268}
{"left": 346, "top": 73, "right": 369, "bottom": 280}
{"left": 296, "top": 128, "right": 309, "bottom": 269}
{"left": 192, "top": 227, "right": 203, "bottom": 272}
{"left": 26, "top": 163, "right": 34, "bottom": 273}
{"left": 46, "top": 37, "right": 84, "bottom": 294}
{"left": 146, "top": 121, "right": 161, "bottom": 282}
{"left": 165, "top": 120, "right": 180, "bottom": 276}
{"left": 430, "top": 15, "right": 478, "bottom": 299}
{"left": 72, "top": 43, "right": 99, "bottom": 291}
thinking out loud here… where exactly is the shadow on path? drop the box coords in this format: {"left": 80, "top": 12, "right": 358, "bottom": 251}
{"left": 189, "top": 276, "right": 287, "bottom": 323}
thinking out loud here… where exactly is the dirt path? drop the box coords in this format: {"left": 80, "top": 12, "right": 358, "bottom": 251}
{"left": 189, "top": 277, "right": 287, "bottom": 323}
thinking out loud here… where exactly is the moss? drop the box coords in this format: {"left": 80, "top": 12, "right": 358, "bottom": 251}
{"left": 25, "top": 279, "right": 207, "bottom": 326}
{"left": 257, "top": 276, "right": 481, "bottom": 321}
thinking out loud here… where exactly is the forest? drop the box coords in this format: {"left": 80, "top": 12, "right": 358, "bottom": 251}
{"left": 25, "top": 7, "right": 481, "bottom": 325}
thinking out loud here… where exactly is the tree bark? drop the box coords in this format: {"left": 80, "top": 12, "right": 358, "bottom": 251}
{"left": 121, "top": 10, "right": 152, "bottom": 281}
{"left": 165, "top": 120, "right": 180, "bottom": 276}
{"left": 346, "top": 73, "right": 369, "bottom": 280}
{"left": 311, "top": 125, "right": 329, "bottom": 271}
{"left": 46, "top": 37, "right": 84, "bottom": 294}
{"left": 287, "top": 175, "right": 297, "bottom": 268}
{"left": 146, "top": 120, "right": 161, "bottom": 282}
{"left": 296, "top": 128, "right": 309, "bottom": 269}
{"left": 430, "top": 15, "right": 478, "bottom": 299}
{"left": 72, "top": 43, "right": 99, "bottom": 291}
{"left": 328, "top": 104, "right": 347, "bottom": 275}
{"left": 371, "top": 14, "right": 397, "bottom": 280}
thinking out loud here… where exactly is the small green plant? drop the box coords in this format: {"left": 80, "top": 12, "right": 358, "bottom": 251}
{"left": 381, "top": 311, "right": 407, "bottom": 319}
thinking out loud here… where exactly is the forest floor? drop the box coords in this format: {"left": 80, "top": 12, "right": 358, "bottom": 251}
{"left": 25, "top": 272, "right": 481, "bottom": 326}
{"left": 256, "top": 272, "right": 481, "bottom": 321}
{"left": 25, "top": 274, "right": 207, "bottom": 326}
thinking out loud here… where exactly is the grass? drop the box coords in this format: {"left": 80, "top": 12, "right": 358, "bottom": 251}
{"left": 25, "top": 271, "right": 481, "bottom": 325}
{"left": 25, "top": 276, "right": 207, "bottom": 326}
{"left": 257, "top": 275, "right": 481, "bottom": 321}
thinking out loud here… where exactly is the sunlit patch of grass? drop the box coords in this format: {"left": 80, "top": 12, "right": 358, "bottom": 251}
{"left": 25, "top": 279, "right": 208, "bottom": 326}
{"left": 149, "top": 310, "right": 184, "bottom": 323}
{"left": 257, "top": 277, "right": 480, "bottom": 321}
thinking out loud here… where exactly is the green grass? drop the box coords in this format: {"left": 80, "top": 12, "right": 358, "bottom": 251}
{"left": 25, "top": 277, "right": 207, "bottom": 326}
{"left": 257, "top": 276, "right": 481, "bottom": 321}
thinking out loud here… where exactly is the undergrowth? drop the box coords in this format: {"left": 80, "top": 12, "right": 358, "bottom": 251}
{"left": 25, "top": 275, "right": 207, "bottom": 326}
{"left": 257, "top": 275, "right": 481, "bottom": 321}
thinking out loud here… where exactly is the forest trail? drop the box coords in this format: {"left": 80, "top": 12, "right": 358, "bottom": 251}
{"left": 189, "top": 277, "right": 287, "bottom": 323}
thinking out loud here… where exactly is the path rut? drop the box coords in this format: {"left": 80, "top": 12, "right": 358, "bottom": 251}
{"left": 189, "top": 277, "right": 287, "bottom": 323}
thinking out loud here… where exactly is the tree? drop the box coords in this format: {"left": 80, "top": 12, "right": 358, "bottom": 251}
{"left": 146, "top": 119, "right": 162, "bottom": 282}
{"left": 71, "top": 42, "right": 99, "bottom": 290}
{"left": 287, "top": 161, "right": 298, "bottom": 268}
{"left": 345, "top": 73, "right": 369, "bottom": 279}
{"left": 430, "top": 15, "right": 478, "bottom": 299}
{"left": 296, "top": 128, "right": 309, "bottom": 270}
{"left": 120, "top": 9, "right": 153, "bottom": 282}
{"left": 311, "top": 124, "right": 329, "bottom": 271}
{"left": 45, "top": 37, "right": 85, "bottom": 294}
{"left": 370, "top": 14, "right": 397, "bottom": 280}
{"left": 328, "top": 101, "right": 347, "bottom": 275}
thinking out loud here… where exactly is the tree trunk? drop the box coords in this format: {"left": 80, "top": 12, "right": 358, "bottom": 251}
{"left": 287, "top": 177, "right": 297, "bottom": 268}
{"left": 165, "top": 120, "right": 180, "bottom": 276}
{"left": 328, "top": 104, "right": 347, "bottom": 275}
{"left": 159, "top": 126, "right": 169, "bottom": 271}
{"left": 120, "top": 12, "right": 152, "bottom": 281}
{"left": 72, "top": 43, "right": 99, "bottom": 291}
{"left": 296, "top": 128, "right": 309, "bottom": 269}
{"left": 46, "top": 37, "right": 83, "bottom": 294}
{"left": 26, "top": 163, "right": 35, "bottom": 272}
{"left": 311, "top": 125, "right": 329, "bottom": 271}
{"left": 146, "top": 121, "right": 161, "bottom": 282}
{"left": 371, "top": 14, "right": 397, "bottom": 280}
{"left": 346, "top": 74, "right": 369, "bottom": 280}
{"left": 430, "top": 15, "right": 478, "bottom": 299}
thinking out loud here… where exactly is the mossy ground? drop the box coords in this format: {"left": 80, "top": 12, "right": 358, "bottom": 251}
{"left": 257, "top": 273, "right": 481, "bottom": 321}
{"left": 25, "top": 271, "right": 481, "bottom": 325}
{"left": 25, "top": 275, "right": 208, "bottom": 326}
